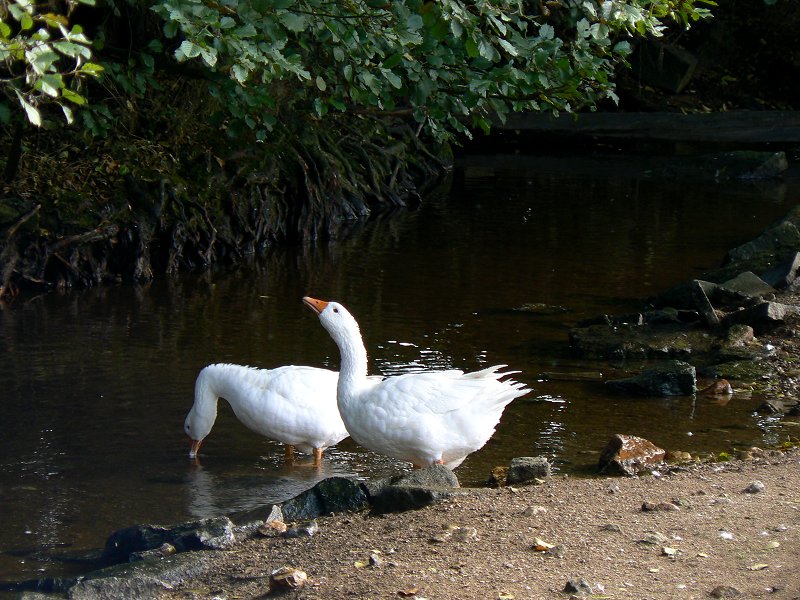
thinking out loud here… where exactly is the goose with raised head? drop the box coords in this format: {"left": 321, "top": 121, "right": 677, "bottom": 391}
{"left": 184, "top": 363, "right": 348, "bottom": 466}
{"left": 303, "top": 297, "right": 531, "bottom": 469}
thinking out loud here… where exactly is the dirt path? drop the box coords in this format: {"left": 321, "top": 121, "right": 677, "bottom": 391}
{"left": 165, "top": 448, "right": 799, "bottom": 600}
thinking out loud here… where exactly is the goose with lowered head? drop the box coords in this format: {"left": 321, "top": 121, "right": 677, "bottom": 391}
{"left": 303, "top": 297, "right": 531, "bottom": 469}
{"left": 184, "top": 363, "right": 348, "bottom": 466}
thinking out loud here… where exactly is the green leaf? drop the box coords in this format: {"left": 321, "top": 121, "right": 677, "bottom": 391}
{"left": 28, "top": 48, "right": 60, "bottom": 75}
{"left": 315, "top": 75, "right": 326, "bottom": 91}
{"left": 232, "top": 64, "right": 248, "bottom": 83}
{"left": 61, "top": 88, "right": 86, "bottom": 105}
{"left": 20, "top": 13, "right": 33, "bottom": 31}
{"left": 61, "top": 103, "right": 74, "bottom": 124}
{"left": 80, "top": 62, "right": 104, "bottom": 76}
{"left": 406, "top": 14, "right": 423, "bottom": 31}
{"left": 465, "top": 37, "right": 479, "bottom": 58}
{"left": 279, "top": 12, "right": 307, "bottom": 32}
{"left": 176, "top": 40, "right": 203, "bottom": 60}
{"left": 16, "top": 93, "right": 41, "bottom": 127}
{"left": 220, "top": 16, "right": 236, "bottom": 29}
{"left": 478, "top": 38, "right": 499, "bottom": 62}
{"left": 38, "top": 73, "right": 64, "bottom": 97}
{"left": 52, "top": 41, "right": 92, "bottom": 59}
{"left": 0, "top": 20, "right": 11, "bottom": 39}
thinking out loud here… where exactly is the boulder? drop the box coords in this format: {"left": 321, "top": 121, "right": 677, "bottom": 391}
{"left": 598, "top": 434, "right": 666, "bottom": 476}
{"left": 605, "top": 360, "right": 696, "bottom": 396}
{"left": 506, "top": 456, "right": 551, "bottom": 485}
{"left": 281, "top": 477, "right": 369, "bottom": 522}
{"left": 364, "top": 465, "right": 460, "bottom": 513}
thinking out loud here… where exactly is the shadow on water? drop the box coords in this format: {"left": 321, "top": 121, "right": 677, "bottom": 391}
{"left": 1, "top": 149, "right": 798, "bottom": 585}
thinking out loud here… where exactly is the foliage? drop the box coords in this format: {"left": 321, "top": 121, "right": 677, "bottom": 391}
{"left": 149, "top": 0, "right": 714, "bottom": 141}
{"left": 0, "top": 0, "right": 714, "bottom": 139}
{"left": 0, "top": 0, "right": 104, "bottom": 127}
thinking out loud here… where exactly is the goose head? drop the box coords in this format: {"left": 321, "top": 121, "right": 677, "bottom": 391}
{"left": 302, "top": 296, "right": 362, "bottom": 346}
{"left": 184, "top": 405, "right": 214, "bottom": 459}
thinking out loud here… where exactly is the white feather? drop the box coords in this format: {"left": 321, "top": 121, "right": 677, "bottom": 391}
{"left": 304, "top": 297, "right": 531, "bottom": 469}
{"left": 184, "top": 363, "right": 348, "bottom": 456}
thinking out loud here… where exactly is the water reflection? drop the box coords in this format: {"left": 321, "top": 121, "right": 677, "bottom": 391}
{"left": 1, "top": 151, "right": 798, "bottom": 585}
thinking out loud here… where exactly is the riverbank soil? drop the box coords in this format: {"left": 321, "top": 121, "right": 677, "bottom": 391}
{"left": 166, "top": 450, "right": 799, "bottom": 600}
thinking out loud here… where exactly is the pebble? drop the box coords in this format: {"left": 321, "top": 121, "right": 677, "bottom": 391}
{"left": 638, "top": 532, "right": 668, "bottom": 545}
{"left": 563, "top": 578, "right": 592, "bottom": 595}
{"left": 269, "top": 566, "right": 308, "bottom": 591}
{"left": 284, "top": 520, "right": 319, "bottom": 538}
{"left": 743, "top": 480, "right": 766, "bottom": 494}
{"left": 642, "top": 501, "right": 680, "bottom": 512}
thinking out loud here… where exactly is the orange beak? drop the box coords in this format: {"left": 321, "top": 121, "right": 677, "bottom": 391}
{"left": 189, "top": 438, "right": 202, "bottom": 459}
{"left": 303, "top": 296, "right": 328, "bottom": 315}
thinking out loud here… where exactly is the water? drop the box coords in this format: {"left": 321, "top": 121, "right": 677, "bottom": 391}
{"left": 1, "top": 148, "right": 797, "bottom": 585}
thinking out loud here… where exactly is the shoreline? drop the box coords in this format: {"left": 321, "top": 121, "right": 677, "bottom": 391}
{"left": 48, "top": 448, "right": 799, "bottom": 600}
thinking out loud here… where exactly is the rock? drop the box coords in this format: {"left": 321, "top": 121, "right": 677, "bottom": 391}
{"left": 229, "top": 503, "right": 283, "bottom": 531}
{"left": 709, "top": 585, "right": 742, "bottom": 598}
{"left": 725, "top": 215, "right": 800, "bottom": 270}
{"left": 743, "top": 480, "right": 765, "bottom": 494}
{"left": 760, "top": 252, "right": 800, "bottom": 288}
{"left": 68, "top": 575, "right": 172, "bottom": 600}
{"left": 665, "top": 450, "right": 692, "bottom": 463}
{"left": 691, "top": 279, "right": 721, "bottom": 329}
{"left": 758, "top": 398, "right": 790, "bottom": 414}
{"left": 719, "top": 272, "right": 776, "bottom": 299}
{"left": 605, "top": 360, "right": 696, "bottom": 396}
{"left": 563, "top": 578, "right": 593, "bottom": 595}
{"left": 284, "top": 520, "right": 319, "bottom": 538}
{"left": 364, "top": 465, "right": 460, "bottom": 514}
{"left": 720, "top": 324, "right": 755, "bottom": 348}
{"left": 281, "top": 476, "right": 369, "bottom": 522}
{"left": 642, "top": 501, "right": 680, "bottom": 512}
{"left": 569, "top": 323, "right": 713, "bottom": 360}
{"left": 506, "top": 456, "right": 551, "bottom": 484}
{"left": 637, "top": 531, "right": 669, "bottom": 545}
{"left": 102, "top": 516, "right": 236, "bottom": 564}
{"left": 256, "top": 519, "right": 287, "bottom": 537}
{"left": 128, "top": 543, "right": 176, "bottom": 562}
{"left": 269, "top": 566, "right": 308, "bottom": 592}
{"left": 598, "top": 434, "right": 666, "bottom": 476}
{"left": 700, "top": 379, "right": 733, "bottom": 396}
{"left": 723, "top": 301, "right": 800, "bottom": 333}
{"left": 487, "top": 465, "right": 508, "bottom": 487}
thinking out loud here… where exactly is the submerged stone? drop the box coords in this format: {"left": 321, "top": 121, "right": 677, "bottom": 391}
{"left": 605, "top": 360, "right": 696, "bottom": 396}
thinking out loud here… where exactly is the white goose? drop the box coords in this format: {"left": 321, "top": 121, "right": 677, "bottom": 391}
{"left": 184, "top": 363, "right": 348, "bottom": 466}
{"left": 303, "top": 297, "right": 531, "bottom": 469}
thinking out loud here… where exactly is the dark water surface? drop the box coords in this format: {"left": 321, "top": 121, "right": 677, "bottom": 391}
{"left": 1, "top": 150, "right": 798, "bottom": 584}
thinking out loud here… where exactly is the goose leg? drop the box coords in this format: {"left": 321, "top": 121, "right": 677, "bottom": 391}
{"left": 312, "top": 447, "right": 323, "bottom": 467}
{"left": 284, "top": 444, "right": 296, "bottom": 464}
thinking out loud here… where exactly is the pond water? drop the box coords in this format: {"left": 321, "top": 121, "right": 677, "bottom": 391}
{"left": 1, "top": 147, "right": 798, "bottom": 586}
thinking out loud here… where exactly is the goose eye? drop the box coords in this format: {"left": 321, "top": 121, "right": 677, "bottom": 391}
{"left": 333, "top": 308, "right": 339, "bottom": 313}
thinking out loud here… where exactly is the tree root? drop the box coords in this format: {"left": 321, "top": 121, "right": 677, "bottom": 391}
{"left": 0, "top": 116, "right": 450, "bottom": 298}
